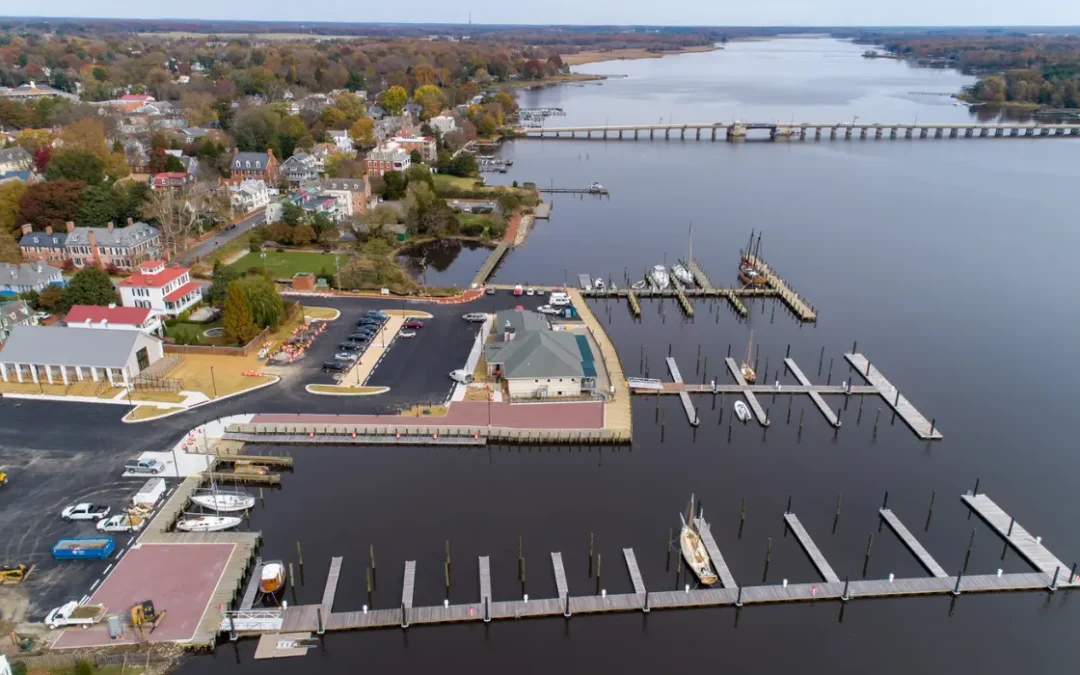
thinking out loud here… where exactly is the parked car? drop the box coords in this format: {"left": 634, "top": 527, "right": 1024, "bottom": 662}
{"left": 404, "top": 320, "right": 424, "bottom": 329}
{"left": 225, "top": 223, "right": 237, "bottom": 231}
{"left": 96, "top": 514, "right": 146, "bottom": 533}
{"left": 449, "top": 369, "right": 474, "bottom": 384}
{"left": 485, "top": 287, "right": 496, "bottom": 295}
{"left": 61, "top": 503, "right": 111, "bottom": 522}
{"left": 356, "top": 319, "right": 382, "bottom": 327}
{"left": 525, "top": 287, "right": 535, "bottom": 296}
{"left": 124, "top": 458, "right": 166, "bottom": 475}
{"left": 323, "top": 361, "right": 351, "bottom": 373}
{"left": 537, "top": 305, "right": 560, "bottom": 315}
{"left": 398, "top": 330, "right": 417, "bottom": 338}
{"left": 34, "top": 311, "right": 50, "bottom": 321}
{"left": 335, "top": 352, "right": 359, "bottom": 362}
{"left": 348, "top": 333, "right": 372, "bottom": 342}
{"left": 338, "top": 342, "right": 363, "bottom": 352}
{"left": 364, "top": 310, "right": 388, "bottom": 319}
{"left": 462, "top": 313, "right": 487, "bottom": 323}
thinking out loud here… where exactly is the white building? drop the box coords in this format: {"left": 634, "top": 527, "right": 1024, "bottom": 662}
{"left": 483, "top": 310, "right": 590, "bottom": 399}
{"left": 118, "top": 260, "right": 201, "bottom": 318}
{"left": 230, "top": 179, "right": 271, "bottom": 213}
{"left": 430, "top": 114, "right": 458, "bottom": 136}
{"left": 65, "top": 304, "right": 163, "bottom": 336}
{"left": 328, "top": 130, "right": 354, "bottom": 152}
{"left": 0, "top": 325, "right": 164, "bottom": 387}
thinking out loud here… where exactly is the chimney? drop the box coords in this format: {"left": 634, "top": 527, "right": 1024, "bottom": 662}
{"left": 88, "top": 230, "right": 98, "bottom": 261}
{"left": 66, "top": 221, "right": 74, "bottom": 233}
{"left": 503, "top": 322, "right": 516, "bottom": 342}
{"left": 20, "top": 223, "right": 31, "bottom": 235}
{"left": 107, "top": 222, "right": 114, "bottom": 232}
{"left": 108, "top": 303, "right": 117, "bottom": 309}
{"left": 127, "top": 218, "right": 134, "bottom": 226}
{"left": 45, "top": 225, "right": 52, "bottom": 235}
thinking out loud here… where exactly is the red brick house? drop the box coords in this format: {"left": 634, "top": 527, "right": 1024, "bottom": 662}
{"left": 230, "top": 149, "right": 278, "bottom": 183}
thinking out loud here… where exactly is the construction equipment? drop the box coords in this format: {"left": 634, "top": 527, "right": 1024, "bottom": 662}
{"left": 130, "top": 600, "right": 166, "bottom": 638}
{"left": 10, "top": 632, "right": 35, "bottom": 652}
{"left": 0, "top": 564, "right": 31, "bottom": 584}
{"left": 0, "top": 472, "right": 8, "bottom": 486}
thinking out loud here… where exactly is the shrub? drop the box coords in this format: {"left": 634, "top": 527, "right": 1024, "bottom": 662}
{"left": 164, "top": 318, "right": 179, "bottom": 328}
{"left": 248, "top": 239, "right": 261, "bottom": 253}
{"left": 11, "top": 661, "right": 26, "bottom": 675}
{"left": 460, "top": 223, "right": 485, "bottom": 237}
{"left": 75, "top": 659, "right": 93, "bottom": 675}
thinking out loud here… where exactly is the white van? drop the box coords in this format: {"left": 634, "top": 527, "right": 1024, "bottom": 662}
{"left": 550, "top": 292, "right": 571, "bottom": 307}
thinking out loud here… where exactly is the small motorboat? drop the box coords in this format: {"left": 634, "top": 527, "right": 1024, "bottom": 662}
{"left": 672, "top": 263, "right": 694, "bottom": 287}
{"left": 191, "top": 491, "right": 255, "bottom": 513}
{"left": 594, "top": 278, "right": 606, "bottom": 291}
{"left": 650, "top": 265, "right": 670, "bottom": 290}
{"left": 259, "top": 560, "right": 287, "bottom": 597}
{"left": 176, "top": 515, "right": 242, "bottom": 533}
{"left": 630, "top": 280, "right": 648, "bottom": 290}
{"left": 734, "top": 400, "right": 752, "bottom": 423}
{"left": 588, "top": 182, "right": 605, "bottom": 192}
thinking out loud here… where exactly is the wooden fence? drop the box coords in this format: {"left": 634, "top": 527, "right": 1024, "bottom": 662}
{"left": 164, "top": 304, "right": 300, "bottom": 358}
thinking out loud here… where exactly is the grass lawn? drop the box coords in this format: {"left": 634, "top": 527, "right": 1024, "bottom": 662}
{"left": 457, "top": 213, "right": 494, "bottom": 231}
{"left": 124, "top": 405, "right": 178, "bottom": 421}
{"left": 165, "top": 319, "right": 226, "bottom": 346}
{"left": 230, "top": 250, "right": 345, "bottom": 279}
{"left": 433, "top": 173, "right": 485, "bottom": 191}
{"left": 307, "top": 384, "right": 389, "bottom": 395}
{"left": 300, "top": 306, "right": 340, "bottom": 320}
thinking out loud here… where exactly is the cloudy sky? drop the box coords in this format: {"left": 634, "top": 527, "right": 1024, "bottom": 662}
{"left": 8, "top": 0, "right": 1080, "bottom": 26}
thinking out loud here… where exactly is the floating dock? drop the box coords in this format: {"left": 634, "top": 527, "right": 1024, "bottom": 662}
{"left": 784, "top": 358, "right": 840, "bottom": 427}
{"left": 845, "top": 353, "right": 942, "bottom": 439}
{"left": 685, "top": 257, "right": 714, "bottom": 292}
{"left": 665, "top": 357, "right": 699, "bottom": 426}
{"left": 724, "top": 358, "right": 769, "bottom": 425}
{"left": 220, "top": 493, "right": 1074, "bottom": 641}
{"left": 879, "top": 509, "right": 948, "bottom": 578}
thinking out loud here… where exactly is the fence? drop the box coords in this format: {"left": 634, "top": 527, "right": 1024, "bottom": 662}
{"left": 11, "top": 651, "right": 174, "bottom": 670}
{"left": 164, "top": 304, "right": 301, "bottom": 358}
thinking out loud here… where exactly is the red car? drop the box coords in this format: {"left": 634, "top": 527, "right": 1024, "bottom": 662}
{"left": 404, "top": 320, "right": 424, "bottom": 329}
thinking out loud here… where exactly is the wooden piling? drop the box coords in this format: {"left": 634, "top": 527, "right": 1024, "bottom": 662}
{"left": 296, "top": 541, "right": 304, "bottom": 568}
{"left": 596, "top": 553, "right": 602, "bottom": 595}
{"left": 666, "top": 528, "right": 672, "bottom": 571}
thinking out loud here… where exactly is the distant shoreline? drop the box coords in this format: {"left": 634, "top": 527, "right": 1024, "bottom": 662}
{"left": 561, "top": 45, "right": 719, "bottom": 66}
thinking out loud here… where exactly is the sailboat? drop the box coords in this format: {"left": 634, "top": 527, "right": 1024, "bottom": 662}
{"left": 739, "top": 229, "right": 768, "bottom": 286}
{"left": 176, "top": 514, "right": 243, "bottom": 532}
{"left": 672, "top": 263, "right": 694, "bottom": 286}
{"left": 741, "top": 330, "right": 757, "bottom": 383}
{"left": 650, "top": 265, "right": 670, "bottom": 290}
{"left": 679, "top": 494, "right": 719, "bottom": 586}
{"left": 191, "top": 490, "right": 255, "bottom": 513}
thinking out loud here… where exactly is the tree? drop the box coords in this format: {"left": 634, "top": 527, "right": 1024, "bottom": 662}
{"left": 36, "top": 285, "right": 63, "bottom": 310}
{"left": 380, "top": 86, "right": 408, "bottom": 115}
{"left": 19, "top": 180, "right": 86, "bottom": 230}
{"left": 222, "top": 281, "right": 259, "bottom": 345}
{"left": 59, "top": 119, "right": 109, "bottom": 158}
{"left": 325, "top": 153, "right": 365, "bottom": 178}
{"left": 0, "top": 180, "right": 27, "bottom": 233}
{"left": 409, "top": 150, "right": 423, "bottom": 165}
{"left": 266, "top": 222, "right": 293, "bottom": 244}
{"left": 57, "top": 267, "right": 120, "bottom": 313}
{"left": 209, "top": 261, "right": 241, "bottom": 308}
{"left": 0, "top": 230, "right": 21, "bottom": 264}
{"left": 140, "top": 187, "right": 198, "bottom": 260}
{"left": 446, "top": 152, "right": 478, "bottom": 177}
{"left": 103, "top": 151, "right": 131, "bottom": 181}
{"left": 163, "top": 155, "right": 186, "bottom": 173}
{"left": 45, "top": 150, "right": 105, "bottom": 185}
{"left": 236, "top": 274, "right": 284, "bottom": 328}
{"left": 348, "top": 118, "right": 376, "bottom": 148}
{"left": 148, "top": 149, "right": 170, "bottom": 174}
{"left": 406, "top": 164, "right": 434, "bottom": 190}
{"left": 333, "top": 92, "right": 367, "bottom": 121}
{"left": 76, "top": 184, "right": 124, "bottom": 226}
{"left": 476, "top": 114, "right": 497, "bottom": 136}
{"left": 382, "top": 170, "right": 407, "bottom": 200}
{"left": 281, "top": 203, "right": 306, "bottom": 227}
{"left": 414, "top": 85, "right": 447, "bottom": 120}
{"left": 32, "top": 146, "right": 52, "bottom": 174}
{"left": 292, "top": 223, "right": 316, "bottom": 246}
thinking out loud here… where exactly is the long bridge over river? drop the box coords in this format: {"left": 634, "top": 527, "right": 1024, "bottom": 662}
{"left": 520, "top": 121, "right": 1080, "bottom": 142}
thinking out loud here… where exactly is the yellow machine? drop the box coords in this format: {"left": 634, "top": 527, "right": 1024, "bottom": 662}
{"left": 0, "top": 564, "right": 31, "bottom": 584}
{"left": 130, "top": 600, "right": 166, "bottom": 637}
{"left": 0, "top": 471, "right": 8, "bottom": 486}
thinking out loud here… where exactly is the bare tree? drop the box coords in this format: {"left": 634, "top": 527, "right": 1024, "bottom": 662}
{"left": 141, "top": 188, "right": 198, "bottom": 261}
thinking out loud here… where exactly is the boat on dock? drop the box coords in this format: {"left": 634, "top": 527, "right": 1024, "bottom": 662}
{"left": 594, "top": 278, "right": 606, "bottom": 291}
{"left": 739, "top": 230, "right": 769, "bottom": 286}
{"left": 259, "top": 560, "right": 287, "bottom": 597}
{"left": 650, "top": 265, "right": 670, "bottom": 290}
{"left": 672, "top": 263, "right": 694, "bottom": 287}
{"left": 191, "top": 490, "right": 255, "bottom": 513}
{"left": 741, "top": 330, "right": 757, "bottom": 383}
{"left": 588, "top": 182, "right": 605, "bottom": 193}
{"left": 734, "top": 400, "right": 752, "bottom": 423}
{"left": 679, "top": 495, "right": 719, "bottom": 586}
{"left": 176, "top": 515, "right": 243, "bottom": 533}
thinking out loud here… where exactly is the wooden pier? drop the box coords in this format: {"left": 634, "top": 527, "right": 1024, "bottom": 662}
{"left": 784, "top": 512, "right": 841, "bottom": 583}
{"left": 845, "top": 353, "right": 942, "bottom": 439}
{"left": 211, "top": 453, "right": 294, "bottom": 468}
{"left": 538, "top": 187, "right": 609, "bottom": 195}
{"left": 724, "top": 358, "right": 769, "bottom": 425}
{"left": 227, "top": 492, "right": 1074, "bottom": 641}
{"left": 239, "top": 559, "right": 264, "bottom": 609}
{"left": 879, "top": 508, "right": 948, "bottom": 578}
{"left": 204, "top": 471, "right": 282, "bottom": 486}
{"left": 673, "top": 285, "right": 694, "bottom": 317}
{"left": 626, "top": 290, "right": 641, "bottom": 317}
{"left": 693, "top": 517, "right": 738, "bottom": 587}
{"left": 583, "top": 285, "right": 806, "bottom": 322}
{"left": 666, "top": 357, "right": 699, "bottom": 426}
{"left": 471, "top": 242, "right": 509, "bottom": 287}
{"left": 322, "top": 557, "right": 343, "bottom": 608}
{"left": 685, "top": 257, "right": 714, "bottom": 292}
{"left": 741, "top": 253, "right": 816, "bottom": 322}
{"left": 784, "top": 358, "right": 840, "bottom": 427}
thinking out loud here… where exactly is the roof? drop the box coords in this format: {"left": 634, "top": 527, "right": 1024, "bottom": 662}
{"left": 65, "top": 305, "right": 151, "bottom": 326}
{"left": 233, "top": 152, "right": 272, "bottom": 170}
{"left": 484, "top": 330, "right": 584, "bottom": 380}
{"left": 0, "top": 325, "right": 158, "bottom": 368}
{"left": 0, "top": 146, "right": 31, "bottom": 165}
{"left": 118, "top": 265, "right": 188, "bottom": 288}
{"left": 328, "top": 130, "right": 348, "bottom": 138}
{"left": 181, "top": 127, "right": 209, "bottom": 138}
{"left": 162, "top": 281, "right": 201, "bottom": 302}
{"left": 0, "top": 299, "right": 31, "bottom": 328}
{"left": 314, "top": 178, "right": 366, "bottom": 192}
{"left": 0, "top": 262, "right": 63, "bottom": 287}
{"left": 18, "top": 231, "right": 67, "bottom": 249}
{"left": 65, "top": 222, "right": 160, "bottom": 248}
{"left": 495, "top": 309, "right": 550, "bottom": 336}
{"left": 0, "top": 170, "right": 32, "bottom": 184}
{"left": 120, "top": 94, "right": 155, "bottom": 102}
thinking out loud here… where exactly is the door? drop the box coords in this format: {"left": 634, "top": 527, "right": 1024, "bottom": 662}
{"left": 135, "top": 347, "right": 150, "bottom": 372}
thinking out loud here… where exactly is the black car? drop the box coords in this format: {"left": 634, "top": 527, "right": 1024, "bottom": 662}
{"left": 348, "top": 333, "right": 372, "bottom": 342}
{"left": 352, "top": 327, "right": 378, "bottom": 336}
{"left": 363, "top": 310, "right": 386, "bottom": 318}
{"left": 338, "top": 342, "right": 363, "bottom": 352}
{"left": 323, "top": 361, "right": 350, "bottom": 372}
{"left": 356, "top": 319, "right": 382, "bottom": 327}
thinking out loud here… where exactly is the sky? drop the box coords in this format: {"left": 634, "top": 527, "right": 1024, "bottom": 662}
{"left": 6, "top": 0, "right": 1080, "bottom": 27}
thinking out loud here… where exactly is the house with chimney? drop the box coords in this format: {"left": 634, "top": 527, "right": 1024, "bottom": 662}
{"left": 0, "top": 261, "right": 64, "bottom": 296}
{"left": 61, "top": 221, "right": 163, "bottom": 270}
{"left": 65, "top": 304, "right": 162, "bottom": 336}
{"left": 117, "top": 260, "right": 201, "bottom": 317}
{"left": 364, "top": 142, "right": 411, "bottom": 177}
{"left": 307, "top": 177, "right": 370, "bottom": 217}
{"left": 230, "top": 149, "right": 278, "bottom": 183}
{"left": 281, "top": 152, "right": 322, "bottom": 184}
{"left": 18, "top": 225, "right": 69, "bottom": 265}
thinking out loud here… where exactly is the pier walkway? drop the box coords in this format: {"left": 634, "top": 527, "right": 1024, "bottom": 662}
{"left": 471, "top": 242, "right": 509, "bottom": 288}
{"left": 552, "top": 553, "right": 568, "bottom": 599}
{"left": 693, "top": 517, "right": 738, "bottom": 588}
{"left": 784, "top": 512, "right": 841, "bottom": 583}
{"left": 666, "top": 357, "right": 699, "bottom": 426}
{"left": 229, "top": 493, "right": 1073, "bottom": 640}
{"left": 785, "top": 358, "right": 840, "bottom": 427}
{"left": 742, "top": 253, "right": 816, "bottom": 321}
{"left": 879, "top": 509, "right": 947, "bottom": 578}
{"left": 685, "top": 257, "right": 714, "bottom": 292}
{"left": 962, "top": 493, "right": 1074, "bottom": 584}
{"left": 845, "top": 353, "right": 942, "bottom": 439}
{"left": 725, "top": 358, "right": 769, "bottom": 425}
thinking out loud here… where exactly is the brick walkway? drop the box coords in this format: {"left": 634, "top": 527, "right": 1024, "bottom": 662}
{"left": 254, "top": 400, "right": 604, "bottom": 429}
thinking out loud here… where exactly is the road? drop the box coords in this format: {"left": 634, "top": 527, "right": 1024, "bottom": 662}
{"left": 178, "top": 209, "right": 266, "bottom": 265}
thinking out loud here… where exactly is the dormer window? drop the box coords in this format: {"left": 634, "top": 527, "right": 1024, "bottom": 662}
{"left": 245, "top": 161, "right": 251, "bottom": 168}
{"left": 255, "top": 161, "right": 261, "bottom": 168}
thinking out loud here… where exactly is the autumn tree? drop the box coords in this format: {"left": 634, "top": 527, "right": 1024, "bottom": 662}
{"left": 103, "top": 151, "right": 131, "bottom": 181}
{"left": 333, "top": 92, "right": 367, "bottom": 121}
{"left": 414, "top": 85, "right": 447, "bottom": 120}
{"left": 0, "top": 181, "right": 27, "bottom": 233}
{"left": 325, "top": 153, "right": 366, "bottom": 178}
{"left": 348, "top": 118, "right": 376, "bottom": 148}
{"left": 59, "top": 118, "right": 109, "bottom": 158}
{"left": 222, "top": 281, "right": 259, "bottom": 346}
{"left": 292, "top": 223, "right": 316, "bottom": 246}
{"left": 380, "top": 86, "right": 408, "bottom": 115}
{"left": 0, "top": 230, "right": 21, "bottom": 264}
{"left": 19, "top": 180, "right": 86, "bottom": 230}
{"left": 46, "top": 150, "right": 106, "bottom": 185}
{"left": 140, "top": 186, "right": 198, "bottom": 259}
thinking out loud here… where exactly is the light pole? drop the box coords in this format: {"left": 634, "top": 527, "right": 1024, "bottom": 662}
{"left": 852, "top": 115, "right": 859, "bottom": 127}
{"left": 210, "top": 366, "right": 218, "bottom": 399}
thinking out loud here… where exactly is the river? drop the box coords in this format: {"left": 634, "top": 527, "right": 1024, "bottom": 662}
{"left": 179, "top": 37, "right": 1080, "bottom": 674}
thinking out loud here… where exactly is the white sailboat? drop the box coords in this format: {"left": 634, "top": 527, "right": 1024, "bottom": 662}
{"left": 741, "top": 330, "right": 757, "bottom": 383}
{"left": 672, "top": 263, "right": 694, "bottom": 286}
{"left": 176, "top": 515, "right": 243, "bottom": 532}
{"left": 650, "top": 265, "right": 670, "bottom": 290}
{"left": 679, "top": 495, "right": 719, "bottom": 586}
{"left": 191, "top": 491, "right": 255, "bottom": 513}
{"left": 734, "top": 400, "right": 752, "bottom": 423}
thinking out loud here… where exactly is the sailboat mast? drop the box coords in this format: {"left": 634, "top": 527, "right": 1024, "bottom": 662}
{"left": 686, "top": 494, "right": 696, "bottom": 531}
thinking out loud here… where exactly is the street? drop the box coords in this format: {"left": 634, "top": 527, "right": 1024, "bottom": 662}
{"left": 178, "top": 209, "right": 266, "bottom": 265}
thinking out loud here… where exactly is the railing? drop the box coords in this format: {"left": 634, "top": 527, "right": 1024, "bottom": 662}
{"left": 627, "top": 377, "right": 663, "bottom": 390}
{"left": 220, "top": 608, "right": 284, "bottom": 632}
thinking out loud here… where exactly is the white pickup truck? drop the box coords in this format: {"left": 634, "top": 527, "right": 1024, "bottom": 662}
{"left": 60, "top": 503, "right": 111, "bottom": 522}
{"left": 96, "top": 514, "right": 146, "bottom": 533}
{"left": 44, "top": 601, "right": 107, "bottom": 629}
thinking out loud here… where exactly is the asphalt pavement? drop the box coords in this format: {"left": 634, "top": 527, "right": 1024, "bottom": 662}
{"left": 178, "top": 209, "right": 266, "bottom": 265}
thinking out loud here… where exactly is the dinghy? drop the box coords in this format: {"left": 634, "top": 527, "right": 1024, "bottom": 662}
{"left": 734, "top": 400, "right": 752, "bottom": 423}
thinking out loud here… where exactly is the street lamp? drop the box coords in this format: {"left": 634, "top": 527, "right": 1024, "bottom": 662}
{"left": 210, "top": 366, "right": 218, "bottom": 398}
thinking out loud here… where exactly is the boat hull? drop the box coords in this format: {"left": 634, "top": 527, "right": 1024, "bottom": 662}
{"left": 176, "top": 516, "right": 242, "bottom": 532}
{"left": 734, "top": 401, "right": 752, "bottom": 422}
{"left": 260, "top": 561, "right": 287, "bottom": 596}
{"left": 191, "top": 493, "right": 256, "bottom": 513}
{"left": 680, "top": 526, "right": 719, "bottom": 586}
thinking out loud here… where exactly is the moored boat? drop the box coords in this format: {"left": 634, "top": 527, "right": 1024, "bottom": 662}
{"left": 741, "top": 329, "right": 757, "bottom": 383}
{"left": 176, "top": 515, "right": 242, "bottom": 532}
{"left": 191, "top": 491, "right": 255, "bottom": 513}
{"left": 679, "top": 495, "right": 719, "bottom": 586}
{"left": 739, "top": 230, "right": 769, "bottom": 286}
{"left": 734, "top": 400, "right": 752, "bottom": 423}
{"left": 594, "top": 278, "right": 606, "bottom": 290}
{"left": 650, "top": 265, "right": 670, "bottom": 290}
{"left": 259, "top": 561, "right": 287, "bottom": 596}
{"left": 672, "top": 263, "right": 694, "bottom": 287}
{"left": 630, "top": 280, "right": 647, "bottom": 290}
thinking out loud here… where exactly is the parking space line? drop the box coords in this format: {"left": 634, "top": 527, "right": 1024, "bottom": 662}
{"left": 89, "top": 578, "right": 101, "bottom": 592}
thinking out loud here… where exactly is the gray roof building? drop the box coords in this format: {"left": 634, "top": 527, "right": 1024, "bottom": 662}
{"left": 484, "top": 330, "right": 584, "bottom": 379}
{"left": 494, "top": 309, "right": 550, "bottom": 337}
{"left": 313, "top": 178, "right": 367, "bottom": 193}
{"left": 0, "top": 146, "right": 32, "bottom": 171}
{"left": 0, "top": 261, "right": 64, "bottom": 291}
{"left": 18, "top": 229, "right": 67, "bottom": 250}
{"left": 233, "top": 151, "right": 273, "bottom": 172}
{"left": 0, "top": 299, "right": 32, "bottom": 344}
{"left": 0, "top": 325, "right": 162, "bottom": 373}
{"left": 65, "top": 222, "right": 160, "bottom": 248}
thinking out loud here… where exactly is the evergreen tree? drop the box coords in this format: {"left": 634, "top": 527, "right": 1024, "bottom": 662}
{"left": 57, "top": 267, "right": 120, "bottom": 313}
{"left": 222, "top": 281, "right": 259, "bottom": 345}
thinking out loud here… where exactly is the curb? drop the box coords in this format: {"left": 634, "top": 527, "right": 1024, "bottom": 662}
{"left": 304, "top": 385, "right": 391, "bottom": 397}
{"left": 121, "top": 376, "right": 281, "bottom": 424}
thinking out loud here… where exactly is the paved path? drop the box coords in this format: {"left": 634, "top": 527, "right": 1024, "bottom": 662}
{"left": 180, "top": 210, "right": 266, "bottom": 265}
{"left": 253, "top": 400, "right": 605, "bottom": 429}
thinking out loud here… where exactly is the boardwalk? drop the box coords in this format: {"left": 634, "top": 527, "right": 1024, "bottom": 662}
{"left": 961, "top": 493, "right": 1075, "bottom": 584}
{"left": 845, "top": 353, "right": 942, "bottom": 439}
{"left": 402, "top": 561, "right": 417, "bottom": 609}
{"left": 552, "top": 553, "right": 568, "bottom": 599}
{"left": 725, "top": 358, "right": 769, "bottom": 425}
{"left": 784, "top": 358, "right": 840, "bottom": 427}
{"left": 685, "top": 257, "right": 714, "bottom": 292}
{"left": 479, "top": 556, "right": 492, "bottom": 607}
{"left": 322, "top": 557, "right": 343, "bottom": 609}
{"left": 693, "top": 517, "right": 737, "bottom": 588}
{"left": 623, "top": 548, "right": 646, "bottom": 596}
{"left": 666, "top": 357, "right": 700, "bottom": 426}
{"left": 879, "top": 509, "right": 947, "bottom": 578}
{"left": 741, "top": 253, "right": 816, "bottom": 322}
{"left": 784, "top": 513, "right": 841, "bottom": 583}
{"left": 239, "top": 559, "right": 263, "bottom": 610}
{"left": 471, "top": 242, "right": 509, "bottom": 287}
